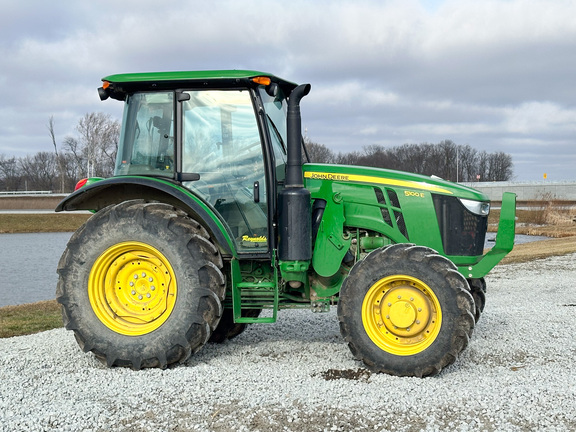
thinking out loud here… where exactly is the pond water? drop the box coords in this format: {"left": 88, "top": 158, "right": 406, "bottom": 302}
{"left": 0, "top": 232, "right": 550, "bottom": 307}
{"left": 0, "top": 232, "right": 72, "bottom": 308}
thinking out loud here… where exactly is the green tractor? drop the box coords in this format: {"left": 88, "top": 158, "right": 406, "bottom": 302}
{"left": 56, "top": 70, "right": 516, "bottom": 377}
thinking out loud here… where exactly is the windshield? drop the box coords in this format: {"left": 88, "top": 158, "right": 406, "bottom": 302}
{"left": 115, "top": 92, "right": 175, "bottom": 177}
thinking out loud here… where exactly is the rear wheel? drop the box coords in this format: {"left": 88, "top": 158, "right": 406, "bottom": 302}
{"left": 209, "top": 308, "right": 262, "bottom": 343}
{"left": 57, "top": 200, "right": 225, "bottom": 369}
{"left": 338, "top": 244, "right": 475, "bottom": 377}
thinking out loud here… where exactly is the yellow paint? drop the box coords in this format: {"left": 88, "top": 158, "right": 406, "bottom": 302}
{"left": 242, "top": 235, "right": 267, "bottom": 243}
{"left": 88, "top": 241, "right": 177, "bottom": 336}
{"left": 304, "top": 171, "right": 453, "bottom": 194}
{"left": 361, "top": 275, "right": 442, "bottom": 356}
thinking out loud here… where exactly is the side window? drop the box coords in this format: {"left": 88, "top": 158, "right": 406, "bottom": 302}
{"left": 258, "top": 87, "right": 288, "bottom": 185}
{"left": 182, "top": 90, "right": 268, "bottom": 252}
{"left": 115, "top": 92, "right": 174, "bottom": 177}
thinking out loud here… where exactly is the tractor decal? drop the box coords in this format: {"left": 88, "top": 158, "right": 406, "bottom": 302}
{"left": 304, "top": 171, "right": 453, "bottom": 194}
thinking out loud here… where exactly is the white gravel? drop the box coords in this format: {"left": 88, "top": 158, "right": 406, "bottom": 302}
{"left": 1, "top": 253, "right": 575, "bottom": 432}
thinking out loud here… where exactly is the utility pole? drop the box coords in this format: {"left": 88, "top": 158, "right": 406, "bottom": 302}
{"left": 456, "top": 146, "right": 459, "bottom": 182}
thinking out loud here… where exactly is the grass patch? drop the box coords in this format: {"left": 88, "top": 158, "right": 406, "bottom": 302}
{"left": 502, "top": 236, "right": 576, "bottom": 264}
{"left": 0, "top": 213, "right": 91, "bottom": 233}
{"left": 489, "top": 202, "right": 576, "bottom": 238}
{"left": 0, "top": 300, "right": 62, "bottom": 338}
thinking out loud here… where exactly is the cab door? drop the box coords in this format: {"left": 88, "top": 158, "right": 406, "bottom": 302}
{"left": 180, "top": 89, "right": 269, "bottom": 253}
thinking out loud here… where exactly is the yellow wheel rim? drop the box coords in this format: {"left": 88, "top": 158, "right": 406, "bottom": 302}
{"left": 362, "top": 275, "right": 442, "bottom": 356}
{"left": 88, "top": 241, "right": 177, "bottom": 336}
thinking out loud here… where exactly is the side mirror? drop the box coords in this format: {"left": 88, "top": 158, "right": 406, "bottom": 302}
{"left": 98, "top": 87, "right": 109, "bottom": 101}
{"left": 177, "top": 92, "right": 191, "bottom": 102}
{"left": 265, "top": 83, "right": 279, "bottom": 98}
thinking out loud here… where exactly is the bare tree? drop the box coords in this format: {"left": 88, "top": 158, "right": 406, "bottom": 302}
{"left": 457, "top": 144, "right": 478, "bottom": 182}
{"left": 487, "top": 152, "right": 513, "bottom": 181}
{"left": 0, "top": 155, "right": 22, "bottom": 190}
{"left": 18, "top": 152, "right": 59, "bottom": 191}
{"left": 47, "top": 116, "right": 66, "bottom": 192}
{"left": 305, "top": 140, "right": 336, "bottom": 164}
{"left": 64, "top": 112, "right": 120, "bottom": 178}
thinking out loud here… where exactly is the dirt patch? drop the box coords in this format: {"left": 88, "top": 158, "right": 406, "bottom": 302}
{"left": 315, "top": 368, "right": 372, "bottom": 382}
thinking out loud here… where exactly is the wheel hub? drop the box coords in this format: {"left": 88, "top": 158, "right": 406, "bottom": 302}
{"left": 387, "top": 300, "right": 416, "bottom": 329}
{"left": 362, "top": 275, "right": 442, "bottom": 356}
{"left": 110, "top": 253, "right": 171, "bottom": 322}
{"left": 88, "top": 242, "right": 177, "bottom": 336}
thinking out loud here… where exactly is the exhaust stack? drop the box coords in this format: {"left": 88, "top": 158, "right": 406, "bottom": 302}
{"left": 279, "top": 83, "right": 312, "bottom": 262}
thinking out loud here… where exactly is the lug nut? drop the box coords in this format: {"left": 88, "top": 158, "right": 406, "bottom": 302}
{"left": 131, "top": 290, "right": 136, "bottom": 295}
{"left": 149, "top": 277, "right": 153, "bottom": 282}
{"left": 141, "top": 272, "right": 146, "bottom": 277}
{"left": 151, "top": 286, "right": 156, "bottom": 291}
{"left": 138, "top": 295, "right": 143, "bottom": 300}
{"left": 146, "top": 293, "right": 151, "bottom": 298}
{"left": 129, "top": 282, "right": 134, "bottom": 287}
{"left": 134, "top": 274, "right": 138, "bottom": 279}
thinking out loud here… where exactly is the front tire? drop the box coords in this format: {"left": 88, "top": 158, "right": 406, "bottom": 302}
{"left": 467, "top": 278, "right": 486, "bottom": 323}
{"left": 338, "top": 244, "right": 475, "bottom": 377}
{"left": 57, "top": 200, "right": 225, "bottom": 369}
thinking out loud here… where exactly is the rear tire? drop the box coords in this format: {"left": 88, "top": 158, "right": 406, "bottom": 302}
{"left": 338, "top": 244, "right": 475, "bottom": 377}
{"left": 209, "top": 308, "right": 261, "bottom": 343}
{"left": 57, "top": 200, "right": 225, "bottom": 369}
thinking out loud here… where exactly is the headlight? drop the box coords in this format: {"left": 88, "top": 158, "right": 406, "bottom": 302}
{"left": 459, "top": 198, "right": 490, "bottom": 216}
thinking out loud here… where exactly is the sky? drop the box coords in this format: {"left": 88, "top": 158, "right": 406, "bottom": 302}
{"left": 1, "top": 0, "right": 575, "bottom": 182}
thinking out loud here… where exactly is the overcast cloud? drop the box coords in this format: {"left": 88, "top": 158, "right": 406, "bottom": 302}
{"left": 1, "top": 0, "right": 575, "bottom": 181}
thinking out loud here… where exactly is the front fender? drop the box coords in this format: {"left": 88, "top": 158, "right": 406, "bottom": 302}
{"left": 56, "top": 176, "right": 235, "bottom": 257}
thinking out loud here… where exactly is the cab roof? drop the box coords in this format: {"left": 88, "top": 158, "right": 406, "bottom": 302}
{"left": 101, "top": 70, "right": 298, "bottom": 99}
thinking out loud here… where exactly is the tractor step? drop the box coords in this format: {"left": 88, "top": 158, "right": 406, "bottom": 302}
{"left": 232, "top": 281, "right": 278, "bottom": 323}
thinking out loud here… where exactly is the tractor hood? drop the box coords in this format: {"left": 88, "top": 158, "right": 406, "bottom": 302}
{"left": 303, "top": 163, "right": 489, "bottom": 201}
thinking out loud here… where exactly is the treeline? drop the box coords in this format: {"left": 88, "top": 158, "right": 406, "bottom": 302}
{"left": 305, "top": 139, "right": 513, "bottom": 182}
{"left": 0, "top": 113, "right": 120, "bottom": 192}
{"left": 1, "top": 114, "right": 513, "bottom": 193}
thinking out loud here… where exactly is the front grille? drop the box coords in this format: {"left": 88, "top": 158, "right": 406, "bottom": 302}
{"left": 433, "top": 195, "right": 487, "bottom": 256}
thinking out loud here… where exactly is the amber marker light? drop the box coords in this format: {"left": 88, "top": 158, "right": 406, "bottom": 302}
{"left": 252, "top": 76, "right": 271, "bottom": 86}
{"left": 102, "top": 81, "right": 110, "bottom": 89}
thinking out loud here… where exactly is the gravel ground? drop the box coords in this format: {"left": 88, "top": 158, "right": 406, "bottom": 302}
{"left": 1, "top": 253, "right": 575, "bottom": 432}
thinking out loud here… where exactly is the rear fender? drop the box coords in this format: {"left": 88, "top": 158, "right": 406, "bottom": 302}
{"left": 56, "top": 177, "right": 235, "bottom": 257}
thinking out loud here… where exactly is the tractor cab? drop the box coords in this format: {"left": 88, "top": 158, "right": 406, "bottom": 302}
{"left": 95, "top": 71, "right": 301, "bottom": 254}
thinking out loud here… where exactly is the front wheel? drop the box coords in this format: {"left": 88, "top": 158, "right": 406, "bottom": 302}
{"left": 467, "top": 278, "right": 486, "bottom": 323}
{"left": 338, "top": 244, "right": 475, "bottom": 377}
{"left": 57, "top": 200, "right": 226, "bottom": 369}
